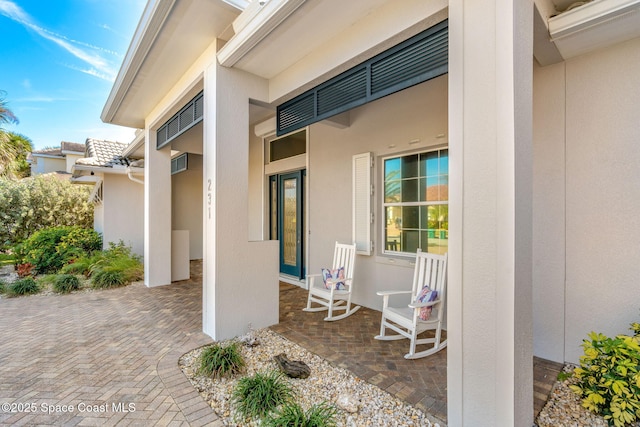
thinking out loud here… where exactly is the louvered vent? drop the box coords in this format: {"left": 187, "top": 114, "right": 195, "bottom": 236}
{"left": 157, "top": 91, "right": 204, "bottom": 149}
{"left": 371, "top": 28, "right": 448, "bottom": 96}
{"left": 277, "top": 20, "right": 448, "bottom": 136}
{"left": 317, "top": 67, "right": 367, "bottom": 117}
{"left": 277, "top": 93, "right": 314, "bottom": 133}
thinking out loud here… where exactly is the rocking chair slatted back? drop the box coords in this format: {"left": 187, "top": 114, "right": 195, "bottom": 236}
{"left": 333, "top": 242, "right": 356, "bottom": 281}
{"left": 412, "top": 250, "right": 448, "bottom": 307}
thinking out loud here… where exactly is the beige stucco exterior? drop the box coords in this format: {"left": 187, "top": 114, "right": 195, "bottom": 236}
{"left": 99, "top": 0, "right": 640, "bottom": 424}
{"left": 533, "top": 36, "right": 640, "bottom": 363}
{"left": 101, "top": 174, "right": 144, "bottom": 256}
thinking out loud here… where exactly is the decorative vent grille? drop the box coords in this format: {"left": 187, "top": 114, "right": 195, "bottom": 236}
{"left": 317, "top": 67, "right": 367, "bottom": 117}
{"left": 157, "top": 91, "right": 204, "bottom": 149}
{"left": 277, "top": 20, "right": 448, "bottom": 136}
{"left": 278, "top": 93, "right": 314, "bottom": 132}
{"left": 171, "top": 153, "right": 188, "bottom": 175}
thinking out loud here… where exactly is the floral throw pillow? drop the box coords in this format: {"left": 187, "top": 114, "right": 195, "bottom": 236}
{"left": 416, "top": 286, "right": 438, "bottom": 321}
{"left": 321, "top": 267, "right": 345, "bottom": 290}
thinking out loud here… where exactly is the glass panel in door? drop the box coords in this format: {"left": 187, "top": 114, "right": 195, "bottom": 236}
{"left": 275, "top": 170, "right": 304, "bottom": 278}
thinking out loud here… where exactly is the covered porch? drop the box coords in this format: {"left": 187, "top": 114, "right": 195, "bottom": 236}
{"left": 273, "top": 281, "right": 562, "bottom": 425}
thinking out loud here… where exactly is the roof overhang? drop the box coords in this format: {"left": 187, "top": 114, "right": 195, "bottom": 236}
{"left": 122, "top": 130, "right": 146, "bottom": 159}
{"left": 548, "top": 0, "right": 640, "bottom": 60}
{"left": 101, "top": 0, "right": 242, "bottom": 128}
{"left": 72, "top": 164, "right": 144, "bottom": 176}
{"left": 31, "top": 153, "right": 64, "bottom": 159}
{"left": 217, "top": 0, "right": 447, "bottom": 103}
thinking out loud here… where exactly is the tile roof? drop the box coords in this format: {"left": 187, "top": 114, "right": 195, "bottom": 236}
{"left": 61, "top": 141, "right": 86, "bottom": 153}
{"left": 76, "top": 138, "right": 130, "bottom": 168}
{"left": 31, "top": 147, "right": 63, "bottom": 157}
{"left": 31, "top": 141, "right": 84, "bottom": 157}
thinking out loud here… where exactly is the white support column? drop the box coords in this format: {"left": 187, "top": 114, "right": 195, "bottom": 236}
{"left": 144, "top": 127, "right": 172, "bottom": 287}
{"left": 448, "top": 1, "right": 533, "bottom": 425}
{"left": 202, "top": 44, "right": 279, "bottom": 340}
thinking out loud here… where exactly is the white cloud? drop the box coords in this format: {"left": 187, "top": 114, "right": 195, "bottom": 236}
{"left": 0, "top": 0, "right": 117, "bottom": 81}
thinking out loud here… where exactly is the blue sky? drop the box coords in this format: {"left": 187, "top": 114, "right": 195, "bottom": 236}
{"left": 0, "top": 0, "right": 146, "bottom": 150}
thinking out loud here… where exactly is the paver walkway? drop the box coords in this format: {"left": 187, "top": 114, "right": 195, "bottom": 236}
{"left": 0, "top": 268, "right": 561, "bottom": 426}
{"left": 0, "top": 273, "right": 218, "bottom": 426}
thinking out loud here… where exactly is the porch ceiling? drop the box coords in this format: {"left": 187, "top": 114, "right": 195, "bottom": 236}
{"left": 101, "top": 0, "right": 241, "bottom": 129}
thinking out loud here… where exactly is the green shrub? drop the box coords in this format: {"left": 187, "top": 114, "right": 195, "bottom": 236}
{"left": 60, "top": 257, "right": 94, "bottom": 276}
{"left": 0, "top": 278, "right": 6, "bottom": 294}
{"left": 0, "top": 176, "right": 93, "bottom": 251}
{"left": 570, "top": 321, "right": 640, "bottom": 427}
{"left": 52, "top": 274, "right": 80, "bottom": 294}
{"left": 199, "top": 342, "right": 245, "bottom": 379}
{"left": 92, "top": 270, "right": 127, "bottom": 289}
{"left": 56, "top": 227, "right": 102, "bottom": 261}
{"left": 265, "top": 402, "right": 337, "bottom": 427}
{"left": 232, "top": 370, "right": 294, "bottom": 421}
{"left": 16, "top": 226, "right": 101, "bottom": 274}
{"left": 10, "top": 277, "right": 39, "bottom": 296}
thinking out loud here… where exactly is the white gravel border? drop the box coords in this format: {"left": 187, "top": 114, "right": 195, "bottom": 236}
{"left": 179, "top": 328, "right": 441, "bottom": 427}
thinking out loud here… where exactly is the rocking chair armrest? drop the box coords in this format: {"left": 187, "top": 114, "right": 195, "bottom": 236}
{"left": 307, "top": 273, "right": 324, "bottom": 285}
{"left": 408, "top": 298, "right": 441, "bottom": 309}
{"left": 376, "top": 290, "right": 412, "bottom": 297}
{"left": 324, "top": 277, "right": 352, "bottom": 291}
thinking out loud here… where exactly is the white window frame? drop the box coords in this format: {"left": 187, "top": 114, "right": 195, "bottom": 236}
{"left": 381, "top": 147, "right": 448, "bottom": 257}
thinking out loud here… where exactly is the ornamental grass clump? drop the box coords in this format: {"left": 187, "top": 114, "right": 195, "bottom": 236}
{"left": 265, "top": 401, "right": 338, "bottom": 427}
{"left": 199, "top": 342, "right": 245, "bottom": 379}
{"left": 10, "top": 277, "right": 39, "bottom": 296}
{"left": 570, "top": 321, "right": 640, "bottom": 427}
{"left": 91, "top": 270, "right": 127, "bottom": 289}
{"left": 52, "top": 274, "right": 80, "bottom": 294}
{"left": 232, "top": 370, "right": 295, "bottom": 421}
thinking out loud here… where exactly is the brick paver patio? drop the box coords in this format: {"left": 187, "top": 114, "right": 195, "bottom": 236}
{"left": 0, "top": 269, "right": 218, "bottom": 426}
{"left": 0, "top": 263, "right": 560, "bottom": 426}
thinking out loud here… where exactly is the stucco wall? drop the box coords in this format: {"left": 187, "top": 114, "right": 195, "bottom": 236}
{"left": 102, "top": 173, "right": 144, "bottom": 257}
{"left": 248, "top": 131, "right": 264, "bottom": 241}
{"left": 65, "top": 154, "right": 83, "bottom": 173}
{"left": 533, "top": 37, "right": 640, "bottom": 363}
{"left": 31, "top": 157, "right": 66, "bottom": 175}
{"left": 172, "top": 153, "right": 204, "bottom": 260}
{"left": 307, "top": 74, "right": 448, "bottom": 312}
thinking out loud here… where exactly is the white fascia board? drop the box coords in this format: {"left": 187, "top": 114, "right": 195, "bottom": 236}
{"left": 217, "top": 0, "right": 307, "bottom": 67}
{"left": 122, "top": 131, "right": 146, "bottom": 158}
{"left": 73, "top": 164, "right": 129, "bottom": 175}
{"left": 128, "top": 166, "right": 145, "bottom": 174}
{"left": 549, "top": 0, "right": 640, "bottom": 40}
{"left": 31, "top": 153, "right": 63, "bottom": 160}
{"left": 101, "top": 0, "right": 176, "bottom": 124}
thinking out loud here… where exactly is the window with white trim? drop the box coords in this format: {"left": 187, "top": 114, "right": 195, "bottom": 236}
{"left": 383, "top": 148, "right": 448, "bottom": 255}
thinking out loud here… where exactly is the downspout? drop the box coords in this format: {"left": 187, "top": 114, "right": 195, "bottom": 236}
{"left": 127, "top": 168, "right": 144, "bottom": 185}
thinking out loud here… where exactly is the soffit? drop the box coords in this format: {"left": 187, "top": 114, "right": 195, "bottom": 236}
{"left": 225, "top": 0, "right": 390, "bottom": 80}
{"left": 102, "top": 0, "right": 240, "bottom": 129}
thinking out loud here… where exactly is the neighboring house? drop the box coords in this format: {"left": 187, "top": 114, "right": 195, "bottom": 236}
{"left": 99, "top": 0, "right": 640, "bottom": 424}
{"left": 71, "top": 137, "right": 145, "bottom": 258}
{"left": 29, "top": 141, "right": 85, "bottom": 176}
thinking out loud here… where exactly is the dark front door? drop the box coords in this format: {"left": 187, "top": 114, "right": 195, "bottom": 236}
{"left": 270, "top": 171, "right": 304, "bottom": 278}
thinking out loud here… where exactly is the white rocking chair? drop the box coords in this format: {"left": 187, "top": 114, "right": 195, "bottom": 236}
{"left": 303, "top": 242, "right": 360, "bottom": 321}
{"left": 375, "top": 250, "right": 448, "bottom": 359}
